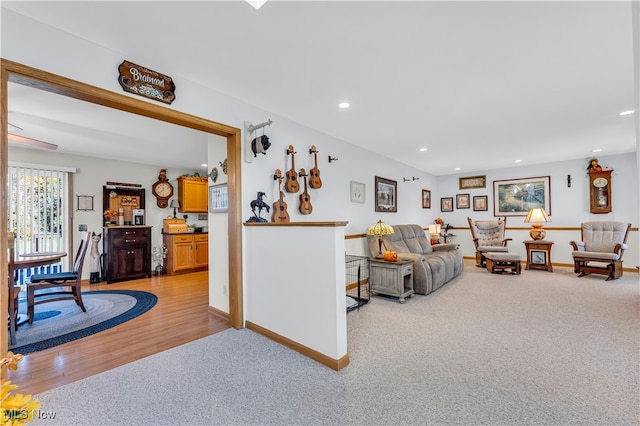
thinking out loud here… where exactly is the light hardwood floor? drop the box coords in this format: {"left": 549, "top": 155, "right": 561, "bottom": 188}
{"left": 7, "top": 271, "right": 230, "bottom": 395}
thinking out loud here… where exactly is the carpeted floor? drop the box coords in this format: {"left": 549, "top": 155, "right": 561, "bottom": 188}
{"left": 10, "top": 290, "right": 157, "bottom": 354}
{"left": 30, "top": 263, "right": 639, "bottom": 425}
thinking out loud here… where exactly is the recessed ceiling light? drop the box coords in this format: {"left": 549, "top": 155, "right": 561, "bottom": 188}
{"left": 592, "top": 149, "right": 602, "bottom": 153}
{"left": 245, "top": 0, "right": 268, "bottom": 10}
{"left": 515, "top": 159, "right": 522, "bottom": 163}
{"left": 454, "top": 167, "right": 461, "bottom": 171}
{"left": 201, "top": 163, "right": 208, "bottom": 168}
{"left": 338, "top": 102, "right": 350, "bottom": 109}
{"left": 619, "top": 109, "right": 635, "bottom": 116}
{"left": 419, "top": 148, "right": 427, "bottom": 152}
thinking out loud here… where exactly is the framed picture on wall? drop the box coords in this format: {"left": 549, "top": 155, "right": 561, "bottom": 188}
{"left": 473, "top": 195, "right": 488, "bottom": 211}
{"left": 375, "top": 176, "right": 397, "bottom": 212}
{"left": 209, "top": 183, "right": 228, "bottom": 213}
{"left": 441, "top": 197, "right": 453, "bottom": 212}
{"left": 493, "top": 176, "right": 550, "bottom": 216}
{"left": 456, "top": 193, "right": 470, "bottom": 209}
{"left": 350, "top": 181, "right": 366, "bottom": 204}
{"left": 422, "top": 189, "right": 431, "bottom": 209}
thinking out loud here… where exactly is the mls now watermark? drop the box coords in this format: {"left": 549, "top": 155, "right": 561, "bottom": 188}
{"left": 2, "top": 409, "right": 57, "bottom": 421}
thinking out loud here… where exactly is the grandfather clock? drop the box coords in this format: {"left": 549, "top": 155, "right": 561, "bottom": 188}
{"left": 588, "top": 170, "right": 612, "bottom": 214}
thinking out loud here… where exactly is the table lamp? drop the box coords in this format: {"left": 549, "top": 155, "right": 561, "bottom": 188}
{"left": 367, "top": 220, "right": 395, "bottom": 258}
{"left": 428, "top": 224, "right": 441, "bottom": 244}
{"left": 524, "top": 207, "right": 550, "bottom": 240}
{"left": 170, "top": 199, "right": 180, "bottom": 219}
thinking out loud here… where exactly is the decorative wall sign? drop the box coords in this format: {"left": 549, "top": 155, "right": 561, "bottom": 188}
{"left": 459, "top": 175, "right": 486, "bottom": 189}
{"left": 118, "top": 60, "right": 176, "bottom": 104}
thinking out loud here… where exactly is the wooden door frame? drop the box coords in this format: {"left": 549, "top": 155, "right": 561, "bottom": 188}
{"left": 1, "top": 59, "right": 244, "bottom": 364}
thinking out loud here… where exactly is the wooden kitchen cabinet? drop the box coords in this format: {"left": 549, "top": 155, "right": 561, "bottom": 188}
{"left": 163, "top": 233, "right": 209, "bottom": 275}
{"left": 103, "top": 226, "right": 152, "bottom": 284}
{"left": 177, "top": 176, "right": 208, "bottom": 213}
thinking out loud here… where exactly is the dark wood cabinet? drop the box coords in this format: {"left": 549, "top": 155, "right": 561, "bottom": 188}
{"left": 103, "top": 226, "right": 152, "bottom": 283}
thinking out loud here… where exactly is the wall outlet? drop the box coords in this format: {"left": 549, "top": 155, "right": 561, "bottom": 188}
{"left": 79, "top": 224, "right": 87, "bottom": 231}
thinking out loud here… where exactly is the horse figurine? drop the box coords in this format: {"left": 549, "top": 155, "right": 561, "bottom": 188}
{"left": 247, "top": 192, "right": 270, "bottom": 223}
{"left": 89, "top": 232, "right": 102, "bottom": 283}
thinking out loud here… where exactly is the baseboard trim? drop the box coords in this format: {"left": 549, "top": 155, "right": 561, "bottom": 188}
{"left": 208, "top": 306, "right": 230, "bottom": 322}
{"left": 245, "top": 321, "right": 349, "bottom": 371}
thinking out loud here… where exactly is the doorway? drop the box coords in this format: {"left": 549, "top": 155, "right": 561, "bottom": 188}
{"left": 1, "top": 59, "right": 244, "bottom": 360}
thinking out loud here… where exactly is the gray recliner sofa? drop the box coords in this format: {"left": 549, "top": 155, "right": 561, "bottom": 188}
{"left": 367, "top": 224, "right": 463, "bottom": 295}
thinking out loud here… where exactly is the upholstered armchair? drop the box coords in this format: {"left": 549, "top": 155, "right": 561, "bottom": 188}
{"left": 570, "top": 221, "right": 631, "bottom": 281}
{"left": 467, "top": 217, "right": 511, "bottom": 267}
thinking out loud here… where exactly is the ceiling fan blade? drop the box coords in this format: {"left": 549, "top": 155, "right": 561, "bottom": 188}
{"left": 8, "top": 133, "right": 58, "bottom": 150}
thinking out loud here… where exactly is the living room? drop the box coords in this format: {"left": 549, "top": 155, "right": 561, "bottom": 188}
{"left": 1, "top": 2, "right": 639, "bottom": 423}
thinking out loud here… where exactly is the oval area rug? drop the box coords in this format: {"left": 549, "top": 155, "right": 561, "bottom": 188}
{"left": 9, "top": 290, "right": 157, "bottom": 355}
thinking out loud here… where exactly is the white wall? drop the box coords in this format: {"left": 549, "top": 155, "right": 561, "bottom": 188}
{"left": 8, "top": 146, "right": 207, "bottom": 277}
{"left": 2, "top": 8, "right": 639, "bottom": 317}
{"left": 433, "top": 153, "right": 638, "bottom": 266}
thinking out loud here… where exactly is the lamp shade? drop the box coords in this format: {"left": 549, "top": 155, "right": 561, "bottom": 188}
{"left": 169, "top": 199, "right": 180, "bottom": 209}
{"left": 524, "top": 208, "right": 550, "bottom": 240}
{"left": 367, "top": 220, "right": 394, "bottom": 257}
{"left": 366, "top": 220, "right": 394, "bottom": 236}
{"left": 524, "top": 208, "right": 550, "bottom": 224}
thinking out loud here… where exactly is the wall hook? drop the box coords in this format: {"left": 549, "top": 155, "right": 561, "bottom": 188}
{"left": 403, "top": 176, "right": 420, "bottom": 182}
{"left": 567, "top": 174, "right": 572, "bottom": 187}
{"left": 245, "top": 119, "right": 273, "bottom": 133}
{"left": 328, "top": 155, "right": 338, "bottom": 163}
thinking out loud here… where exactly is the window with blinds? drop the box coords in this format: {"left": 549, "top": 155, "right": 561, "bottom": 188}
{"left": 8, "top": 162, "right": 75, "bottom": 284}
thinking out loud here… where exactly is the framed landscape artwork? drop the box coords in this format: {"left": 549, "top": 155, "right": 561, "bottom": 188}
{"left": 441, "top": 197, "right": 453, "bottom": 212}
{"left": 493, "top": 176, "right": 550, "bottom": 216}
{"left": 473, "top": 195, "right": 488, "bottom": 211}
{"left": 375, "top": 176, "right": 397, "bottom": 212}
{"left": 422, "top": 189, "right": 431, "bottom": 209}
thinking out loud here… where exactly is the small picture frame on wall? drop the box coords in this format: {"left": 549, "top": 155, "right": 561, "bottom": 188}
{"left": 441, "top": 197, "right": 453, "bottom": 212}
{"left": 456, "top": 193, "right": 470, "bottom": 209}
{"left": 209, "top": 183, "right": 228, "bottom": 213}
{"left": 76, "top": 195, "right": 94, "bottom": 211}
{"left": 350, "top": 181, "right": 366, "bottom": 204}
{"left": 473, "top": 195, "right": 488, "bottom": 211}
{"left": 375, "top": 176, "right": 397, "bottom": 212}
{"left": 422, "top": 189, "right": 431, "bottom": 209}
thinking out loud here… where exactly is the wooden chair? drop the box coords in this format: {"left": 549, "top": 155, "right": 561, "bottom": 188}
{"left": 570, "top": 221, "right": 631, "bottom": 281}
{"left": 467, "top": 217, "right": 511, "bottom": 267}
{"left": 8, "top": 232, "right": 21, "bottom": 345}
{"left": 27, "top": 231, "right": 90, "bottom": 324}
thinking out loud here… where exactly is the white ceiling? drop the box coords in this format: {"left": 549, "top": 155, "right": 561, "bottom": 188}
{"left": 3, "top": 1, "right": 637, "bottom": 176}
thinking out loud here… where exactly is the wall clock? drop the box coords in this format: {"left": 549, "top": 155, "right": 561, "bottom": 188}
{"left": 152, "top": 168, "right": 174, "bottom": 208}
{"left": 588, "top": 169, "right": 612, "bottom": 214}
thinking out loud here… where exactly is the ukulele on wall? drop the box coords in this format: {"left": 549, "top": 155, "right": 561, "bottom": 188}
{"left": 309, "top": 145, "right": 322, "bottom": 189}
{"left": 298, "top": 168, "right": 313, "bottom": 215}
{"left": 272, "top": 169, "right": 290, "bottom": 223}
{"left": 285, "top": 145, "right": 300, "bottom": 193}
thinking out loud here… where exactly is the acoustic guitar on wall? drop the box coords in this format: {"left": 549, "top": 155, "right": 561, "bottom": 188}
{"left": 309, "top": 145, "right": 322, "bottom": 189}
{"left": 272, "top": 169, "right": 290, "bottom": 223}
{"left": 285, "top": 145, "right": 300, "bottom": 193}
{"left": 298, "top": 168, "right": 313, "bottom": 215}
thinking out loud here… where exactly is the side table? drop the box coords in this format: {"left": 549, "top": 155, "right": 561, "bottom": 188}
{"left": 369, "top": 258, "right": 414, "bottom": 303}
{"left": 523, "top": 240, "right": 554, "bottom": 272}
